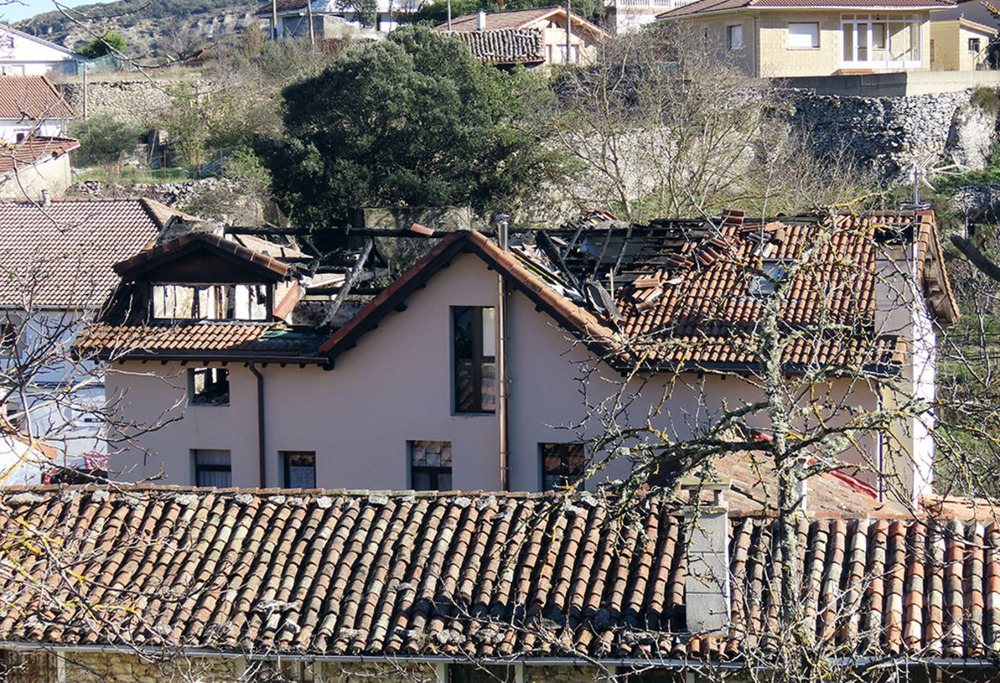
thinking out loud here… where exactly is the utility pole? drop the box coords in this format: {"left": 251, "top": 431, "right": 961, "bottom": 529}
{"left": 565, "top": 0, "right": 571, "bottom": 64}
{"left": 307, "top": 0, "right": 315, "bottom": 45}
{"left": 447, "top": 0, "right": 452, "bottom": 30}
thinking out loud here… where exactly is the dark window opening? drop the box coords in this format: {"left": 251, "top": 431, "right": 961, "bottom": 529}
{"left": 449, "top": 664, "right": 516, "bottom": 682}
{"left": 453, "top": 306, "right": 496, "bottom": 413}
{"left": 970, "top": 37, "right": 982, "bottom": 53}
{"left": 194, "top": 449, "right": 231, "bottom": 487}
{"left": 282, "top": 451, "right": 316, "bottom": 488}
{"left": 190, "top": 367, "right": 230, "bottom": 406}
{"left": 410, "top": 440, "right": 452, "bottom": 491}
{"left": 541, "top": 442, "right": 586, "bottom": 491}
{"left": 0, "top": 321, "right": 16, "bottom": 356}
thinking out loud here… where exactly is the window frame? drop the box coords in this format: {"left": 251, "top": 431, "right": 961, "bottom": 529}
{"left": 970, "top": 37, "right": 982, "bottom": 53}
{"left": 188, "top": 367, "right": 230, "bottom": 406}
{"left": 409, "top": 440, "right": 453, "bottom": 491}
{"left": 151, "top": 283, "right": 272, "bottom": 321}
{"left": 540, "top": 442, "right": 586, "bottom": 491}
{"left": 282, "top": 450, "right": 317, "bottom": 489}
{"left": 452, "top": 306, "right": 497, "bottom": 415}
{"left": 787, "top": 22, "right": 820, "bottom": 49}
{"left": 193, "top": 449, "right": 232, "bottom": 488}
{"left": 727, "top": 24, "right": 744, "bottom": 51}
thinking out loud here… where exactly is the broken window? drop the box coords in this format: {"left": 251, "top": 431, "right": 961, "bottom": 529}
{"left": 282, "top": 451, "right": 316, "bottom": 488}
{"left": 189, "top": 367, "right": 230, "bottom": 406}
{"left": 193, "top": 449, "right": 231, "bottom": 487}
{"left": 0, "top": 320, "right": 17, "bottom": 357}
{"left": 453, "top": 306, "right": 496, "bottom": 414}
{"left": 152, "top": 284, "right": 270, "bottom": 321}
{"left": 541, "top": 442, "right": 586, "bottom": 491}
{"left": 410, "top": 440, "right": 452, "bottom": 491}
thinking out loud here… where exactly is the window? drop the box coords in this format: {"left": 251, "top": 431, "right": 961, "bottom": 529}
{"left": 152, "top": 284, "right": 270, "bottom": 321}
{"left": 970, "top": 37, "right": 982, "bottom": 53}
{"left": 452, "top": 306, "right": 496, "bottom": 413}
{"left": 0, "top": 320, "right": 16, "bottom": 356}
{"left": 727, "top": 24, "right": 744, "bottom": 51}
{"left": 449, "top": 665, "right": 516, "bottom": 682}
{"left": 788, "top": 22, "right": 820, "bottom": 49}
{"left": 189, "top": 367, "right": 230, "bottom": 406}
{"left": 194, "top": 449, "right": 231, "bottom": 487}
{"left": 749, "top": 260, "right": 790, "bottom": 298}
{"left": 282, "top": 451, "right": 316, "bottom": 488}
{"left": 873, "top": 22, "right": 887, "bottom": 49}
{"left": 410, "top": 440, "right": 452, "bottom": 491}
{"left": 541, "top": 443, "right": 586, "bottom": 491}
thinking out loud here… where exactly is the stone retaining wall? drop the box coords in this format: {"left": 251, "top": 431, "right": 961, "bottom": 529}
{"left": 787, "top": 88, "right": 996, "bottom": 181}
{"left": 57, "top": 78, "right": 209, "bottom": 127}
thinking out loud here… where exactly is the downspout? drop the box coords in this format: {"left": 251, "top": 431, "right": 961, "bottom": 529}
{"left": 249, "top": 363, "right": 266, "bottom": 487}
{"left": 497, "top": 215, "right": 511, "bottom": 492}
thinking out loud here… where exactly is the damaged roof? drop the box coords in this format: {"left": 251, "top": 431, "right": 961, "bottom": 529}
{"left": 322, "top": 210, "right": 958, "bottom": 374}
{"left": 0, "top": 485, "right": 994, "bottom": 663}
{"left": 451, "top": 28, "right": 547, "bottom": 65}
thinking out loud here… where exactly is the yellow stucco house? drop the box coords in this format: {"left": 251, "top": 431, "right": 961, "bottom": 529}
{"left": 929, "top": 17, "right": 997, "bottom": 70}
{"left": 657, "top": 0, "right": 956, "bottom": 77}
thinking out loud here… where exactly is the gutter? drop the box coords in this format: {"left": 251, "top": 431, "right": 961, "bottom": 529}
{"left": 248, "top": 363, "right": 266, "bottom": 487}
{"left": 5, "top": 643, "right": 997, "bottom": 671}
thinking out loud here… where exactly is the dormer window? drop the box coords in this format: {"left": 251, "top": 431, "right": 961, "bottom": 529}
{"left": 152, "top": 284, "right": 270, "bottom": 321}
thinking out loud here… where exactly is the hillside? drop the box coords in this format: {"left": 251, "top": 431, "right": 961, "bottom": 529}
{"left": 15, "top": 0, "right": 262, "bottom": 57}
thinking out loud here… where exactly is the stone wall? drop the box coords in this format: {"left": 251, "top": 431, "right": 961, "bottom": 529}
{"left": 787, "top": 88, "right": 996, "bottom": 181}
{"left": 56, "top": 78, "right": 208, "bottom": 127}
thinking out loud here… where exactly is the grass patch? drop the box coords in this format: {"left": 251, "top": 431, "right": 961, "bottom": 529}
{"left": 74, "top": 166, "right": 193, "bottom": 184}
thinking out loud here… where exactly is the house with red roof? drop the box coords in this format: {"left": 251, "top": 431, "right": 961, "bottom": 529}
{"left": 75, "top": 209, "right": 958, "bottom": 511}
{"left": 657, "top": 0, "right": 956, "bottom": 77}
{"left": 0, "top": 75, "right": 74, "bottom": 144}
{"left": 435, "top": 7, "right": 610, "bottom": 66}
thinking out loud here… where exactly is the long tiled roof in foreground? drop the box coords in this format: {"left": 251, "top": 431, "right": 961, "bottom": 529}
{"left": 0, "top": 486, "right": 997, "bottom": 663}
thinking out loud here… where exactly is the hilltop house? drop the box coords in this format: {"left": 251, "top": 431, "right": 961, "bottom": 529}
{"left": 0, "top": 199, "right": 181, "bottom": 470}
{"left": 657, "top": 0, "right": 955, "bottom": 77}
{"left": 0, "top": 25, "right": 78, "bottom": 77}
{"left": 75, "top": 209, "right": 957, "bottom": 505}
{"left": 259, "top": 0, "right": 421, "bottom": 36}
{"left": 435, "top": 7, "right": 609, "bottom": 66}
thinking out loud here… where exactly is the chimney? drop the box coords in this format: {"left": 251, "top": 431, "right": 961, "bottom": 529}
{"left": 496, "top": 213, "right": 510, "bottom": 251}
{"left": 681, "top": 478, "right": 731, "bottom": 635}
{"left": 477, "top": 9, "right": 486, "bottom": 30}
{"left": 40, "top": 189, "right": 50, "bottom": 207}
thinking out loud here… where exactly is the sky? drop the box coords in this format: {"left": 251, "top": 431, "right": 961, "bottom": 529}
{"left": 2, "top": 0, "right": 113, "bottom": 23}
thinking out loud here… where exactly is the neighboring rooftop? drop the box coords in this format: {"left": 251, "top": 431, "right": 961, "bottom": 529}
{"left": 0, "top": 135, "right": 78, "bottom": 174}
{"left": 0, "top": 198, "right": 180, "bottom": 309}
{"left": 0, "top": 74, "right": 74, "bottom": 120}
{"left": 452, "top": 28, "right": 546, "bottom": 65}
{"left": 436, "top": 6, "right": 609, "bottom": 37}
{"left": 658, "top": 0, "right": 953, "bottom": 18}
{"left": 0, "top": 485, "right": 994, "bottom": 663}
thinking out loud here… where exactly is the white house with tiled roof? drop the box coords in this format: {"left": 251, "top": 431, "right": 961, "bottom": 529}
{"left": 0, "top": 25, "right": 78, "bottom": 77}
{"left": 0, "top": 74, "right": 74, "bottom": 143}
{"left": 657, "top": 0, "right": 955, "bottom": 77}
{"left": 79, "top": 210, "right": 957, "bottom": 508}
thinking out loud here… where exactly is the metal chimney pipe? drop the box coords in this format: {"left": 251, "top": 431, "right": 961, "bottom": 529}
{"left": 496, "top": 213, "right": 511, "bottom": 491}
{"left": 477, "top": 9, "right": 486, "bottom": 30}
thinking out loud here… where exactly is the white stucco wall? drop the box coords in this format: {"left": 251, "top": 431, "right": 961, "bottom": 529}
{"left": 107, "top": 253, "right": 906, "bottom": 495}
{"left": 0, "top": 29, "right": 76, "bottom": 77}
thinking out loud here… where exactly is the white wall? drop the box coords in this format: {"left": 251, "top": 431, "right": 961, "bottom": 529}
{"left": 0, "top": 29, "right": 76, "bottom": 77}
{"left": 108, "top": 253, "right": 902, "bottom": 494}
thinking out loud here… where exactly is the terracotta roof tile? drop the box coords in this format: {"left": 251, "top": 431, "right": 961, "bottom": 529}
{"left": 0, "top": 75, "right": 74, "bottom": 120}
{"left": 0, "top": 199, "right": 178, "bottom": 309}
{"left": 449, "top": 28, "right": 546, "bottom": 64}
{"left": 0, "top": 486, "right": 993, "bottom": 663}
{"left": 0, "top": 135, "right": 78, "bottom": 173}
{"left": 73, "top": 321, "right": 328, "bottom": 362}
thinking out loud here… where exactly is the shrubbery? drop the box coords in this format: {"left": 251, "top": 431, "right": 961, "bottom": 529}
{"left": 68, "top": 114, "right": 142, "bottom": 167}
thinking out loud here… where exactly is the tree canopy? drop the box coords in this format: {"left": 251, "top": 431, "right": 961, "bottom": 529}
{"left": 261, "top": 26, "right": 561, "bottom": 226}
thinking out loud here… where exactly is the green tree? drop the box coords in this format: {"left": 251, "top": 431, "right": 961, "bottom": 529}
{"left": 68, "top": 114, "right": 142, "bottom": 166}
{"left": 261, "top": 26, "right": 563, "bottom": 226}
{"left": 77, "top": 31, "right": 127, "bottom": 58}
